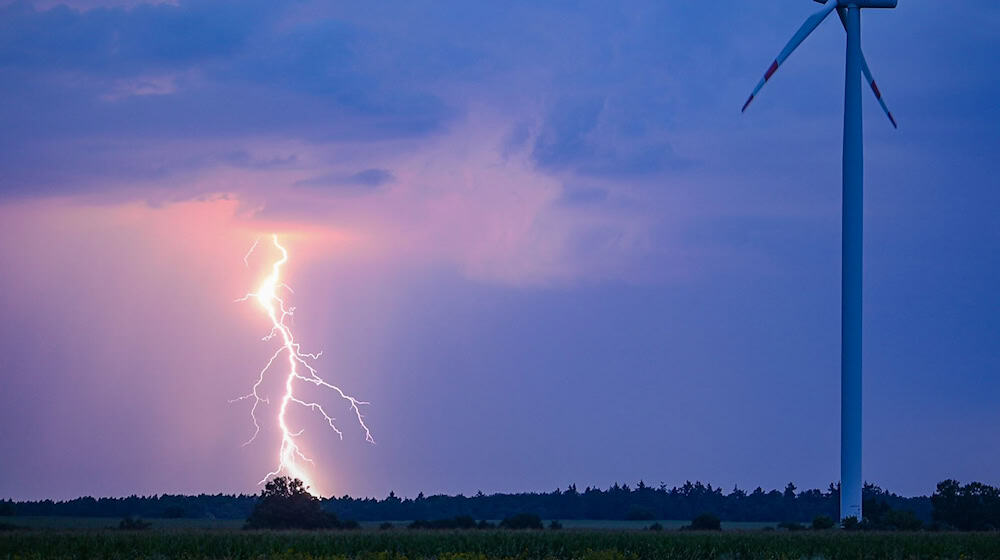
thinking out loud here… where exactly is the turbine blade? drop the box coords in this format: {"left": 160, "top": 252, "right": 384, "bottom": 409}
{"left": 837, "top": 7, "right": 898, "bottom": 128}
{"left": 742, "top": 2, "right": 838, "bottom": 112}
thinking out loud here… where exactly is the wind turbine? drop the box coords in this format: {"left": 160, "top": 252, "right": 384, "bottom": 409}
{"left": 741, "top": 0, "right": 898, "bottom": 523}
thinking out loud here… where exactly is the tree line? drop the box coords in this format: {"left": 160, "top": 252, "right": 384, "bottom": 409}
{"left": 0, "top": 480, "right": 930, "bottom": 523}
{"left": 323, "top": 481, "right": 934, "bottom": 523}
{"left": 5, "top": 479, "right": 995, "bottom": 530}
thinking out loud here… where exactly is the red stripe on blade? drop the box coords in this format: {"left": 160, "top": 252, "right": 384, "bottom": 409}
{"left": 764, "top": 61, "right": 779, "bottom": 81}
{"left": 871, "top": 80, "right": 882, "bottom": 99}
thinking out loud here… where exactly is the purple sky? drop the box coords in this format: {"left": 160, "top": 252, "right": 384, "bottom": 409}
{"left": 1, "top": 0, "right": 998, "bottom": 501}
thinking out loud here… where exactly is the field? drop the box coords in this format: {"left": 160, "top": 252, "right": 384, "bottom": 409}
{"left": 2, "top": 527, "right": 1000, "bottom": 560}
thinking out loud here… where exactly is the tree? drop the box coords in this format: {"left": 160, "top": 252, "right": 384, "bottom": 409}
{"left": 685, "top": 513, "right": 721, "bottom": 531}
{"left": 812, "top": 515, "right": 835, "bottom": 530}
{"left": 0, "top": 501, "right": 14, "bottom": 517}
{"left": 931, "top": 479, "right": 1000, "bottom": 531}
{"left": 500, "top": 513, "right": 543, "bottom": 530}
{"left": 244, "top": 477, "right": 342, "bottom": 530}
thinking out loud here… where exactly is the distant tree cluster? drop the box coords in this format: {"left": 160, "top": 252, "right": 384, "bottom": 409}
{"left": 0, "top": 501, "right": 14, "bottom": 516}
{"left": 6, "top": 479, "right": 972, "bottom": 526}
{"left": 323, "top": 481, "right": 930, "bottom": 524}
{"left": 8, "top": 493, "right": 256, "bottom": 519}
{"left": 858, "top": 497, "right": 924, "bottom": 531}
{"left": 932, "top": 480, "right": 1000, "bottom": 531}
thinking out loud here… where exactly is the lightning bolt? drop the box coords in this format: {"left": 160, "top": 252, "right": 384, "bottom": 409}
{"left": 232, "top": 234, "right": 374, "bottom": 495}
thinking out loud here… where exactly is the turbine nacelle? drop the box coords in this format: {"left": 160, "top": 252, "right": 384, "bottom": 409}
{"left": 813, "top": 0, "right": 897, "bottom": 8}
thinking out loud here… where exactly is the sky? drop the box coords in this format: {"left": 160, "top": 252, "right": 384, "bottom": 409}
{"left": 0, "top": 0, "right": 998, "bottom": 501}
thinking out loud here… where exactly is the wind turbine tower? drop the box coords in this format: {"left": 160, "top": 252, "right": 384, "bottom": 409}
{"left": 741, "top": 0, "right": 899, "bottom": 523}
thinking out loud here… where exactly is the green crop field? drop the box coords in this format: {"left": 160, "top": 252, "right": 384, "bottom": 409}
{"left": 2, "top": 528, "right": 999, "bottom": 560}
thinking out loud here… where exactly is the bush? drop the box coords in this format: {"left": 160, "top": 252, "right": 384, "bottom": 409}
{"left": 0, "top": 501, "right": 14, "bottom": 517}
{"left": 842, "top": 516, "right": 860, "bottom": 531}
{"left": 548, "top": 520, "right": 563, "bottom": 530}
{"left": 861, "top": 498, "right": 925, "bottom": 531}
{"left": 119, "top": 516, "right": 151, "bottom": 530}
{"left": 477, "top": 519, "right": 496, "bottom": 529}
{"left": 884, "top": 509, "right": 924, "bottom": 531}
{"left": 500, "top": 513, "right": 543, "bottom": 530}
{"left": 684, "top": 513, "right": 721, "bottom": 531}
{"left": 244, "top": 477, "right": 349, "bottom": 530}
{"left": 647, "top": 522, "right": 664, "bottom": 531}
{"left": 812, "top": 515, "right": 836, "bottom": 530}
{"left": 379, "top": 522, "right": 394, "bottom": 530}
{"left": 777, "top": 521, "right": 805, "bottom": 531}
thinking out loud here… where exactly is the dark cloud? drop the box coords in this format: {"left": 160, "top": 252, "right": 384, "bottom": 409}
{"left": 0, "top": 0, "right": 274, "bottom": 74}
{"left": 531, "top": 95, "right": 687, "bottom": 177}
{"left": 218, "top": 150, "right": 297, "bottom": 170}
{"left": 294, "top": 168, "right": 394, "bottom": 190}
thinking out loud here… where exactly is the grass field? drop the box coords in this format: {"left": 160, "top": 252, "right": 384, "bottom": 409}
{"left": 2, "top": 527, "right": 1000, "bottom": 559}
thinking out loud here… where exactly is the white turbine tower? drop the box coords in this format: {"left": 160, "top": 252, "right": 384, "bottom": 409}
{"left": 741, "top": 0, "right": 899, "bottom": 523}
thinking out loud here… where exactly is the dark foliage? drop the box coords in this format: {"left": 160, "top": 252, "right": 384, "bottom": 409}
{"left": 161, "top": 505, "right": 186, "bottom": 519}
{"left": 685, "top": 513, "right": 721, "bottom": 531}
{"left": 0, "top": 501, "right": 14, "bottom": 517}
{"left": 118, "top": 516, "right": 151, "bottom": 530}
{"left": 812, "top": 515, "right": 835, "bottom": 530}
{"left": 500, "top": 513, "right": 543, "bottom": 530}
{"left": 477, "top": 519, "right": 495, "bottom": 529}
{"left": 626, "top": 506, "right": 656, "bottom": 520}
{"left": 862, "top": 497, "right": 923, "bottom": 531}
{"left": 379, "top": 522, "right": 394, "bottom": 530}
{"left": 9, "top": 493, "right": 257, "bottom": 519}
{"left": 647, "top": 522, "right": 664, "bottom": 531}
{"left": 777, "top": 521, "right": 805, "bottom": 531}
{"left": 548, "top": 520, "right": 563, "bottom": 530}
{"left": 244, "top": 477, "right": 348, "bottom": 530}
{"left": 932, "top": 480, "right": 1000, "bottom": 531}
{"left": 5, "top": 480, "right": 945, "bottom": 524}
{"left": 318, "top": 481, "right": 930, "bottom": 523}
{"left": 0, "top": 522, "right": 23, "bottom": 531}
{"left": 842, "top": 516, "right": 860, "bottom": 531}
